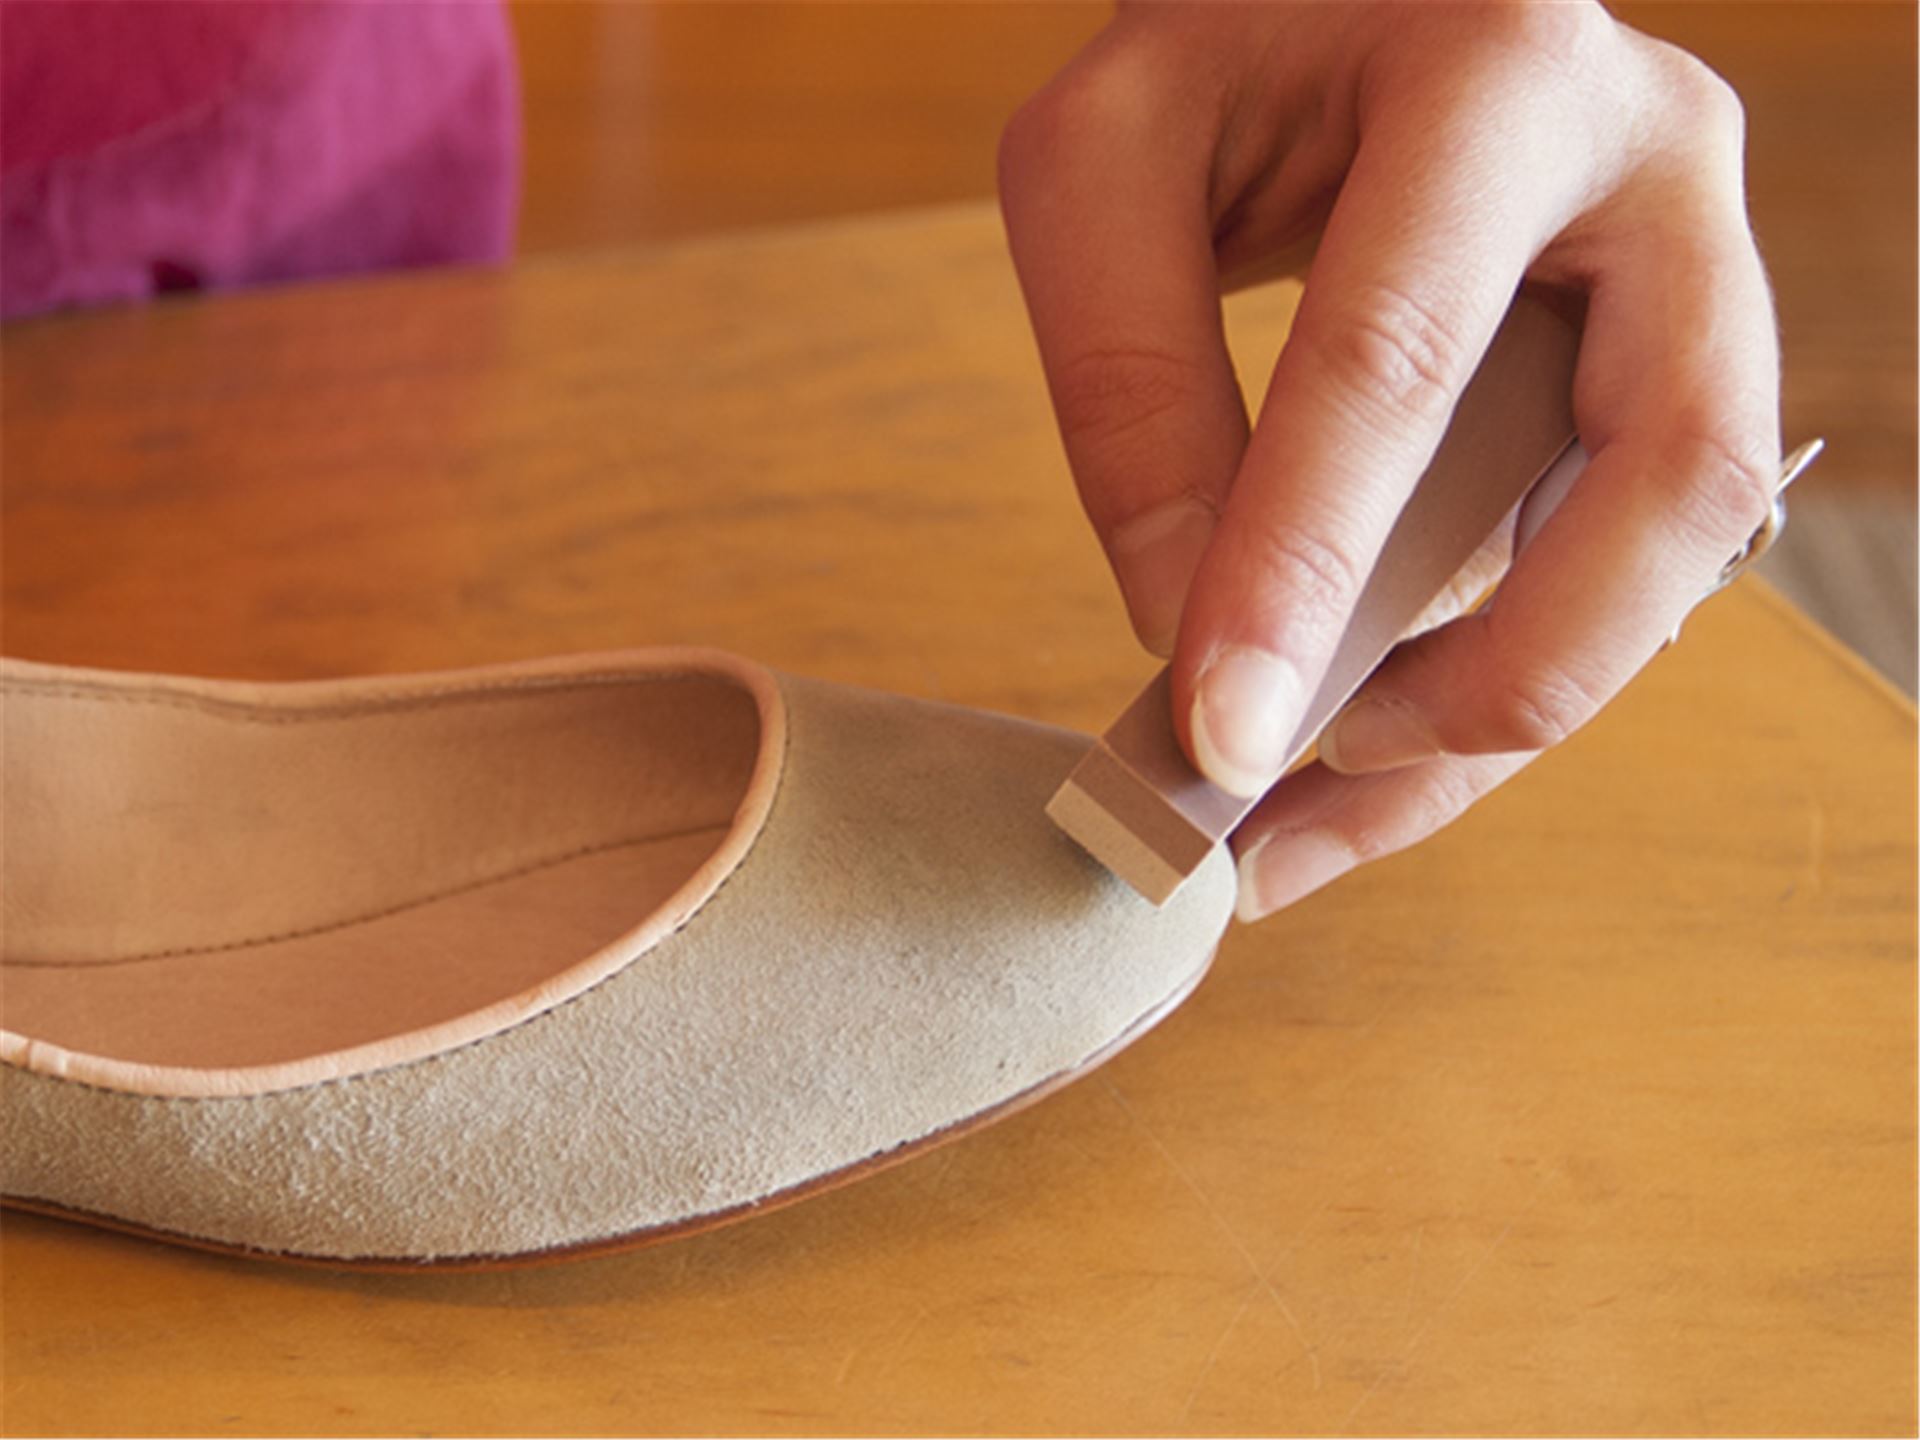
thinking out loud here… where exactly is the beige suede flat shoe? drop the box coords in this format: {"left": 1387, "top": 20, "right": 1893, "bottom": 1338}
{"left": 0, "top": 650, "right": 1233, "bottom": 1269}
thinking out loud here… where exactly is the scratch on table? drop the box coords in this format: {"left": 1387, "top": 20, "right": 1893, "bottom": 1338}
{"left": 835, "top": 1297, "right": 936, "bottom": 1389}
{"left": 1176, "top": 1279, "right": 1258, "bottom": 1428}
{"left": 1399, "top": 1220, "right": 1427, "bottom": 1336}
{"left": 919, "top": 1146, "right": 961, "bottom": 1197}
{"left": 1337, "top": 1212, "right": 1525, "bottom": 1433}
{"left": 1273, "top": 1191, "right": 1338, "bottom": 1266}
{"left": 1099, "top": 1076, "right": 1322, "bottom": 1391}
{"left": 1800, "top": 796, "right": 1827, "bottom": 897}
{"left": 1348, "top": 969, "right": 1413, "bottom": 1043}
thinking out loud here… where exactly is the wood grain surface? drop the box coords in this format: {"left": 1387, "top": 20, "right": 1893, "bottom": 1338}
{"left": 2, "top": 207, "right": 1913, "bottom": 1437}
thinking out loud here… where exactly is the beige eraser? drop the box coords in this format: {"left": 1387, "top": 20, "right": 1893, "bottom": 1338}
{"left": 1050, "top": 291, "right": 1584, "bottom": 904}
{"left": 1046, "top": 668, "right": 1245, "bottom": 905}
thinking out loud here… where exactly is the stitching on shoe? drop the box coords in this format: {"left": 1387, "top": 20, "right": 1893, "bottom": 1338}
{"left": 1, "top": 668, "right": 713, "bottom": 723}
{"left": 4, "top": 825, "right": 729, "bottom": 969}
{"left": 2, "top": 686, "right": 795, "bottom": 1105}
{"left": 5, "top": 668, "right": 754, "bottom": 963}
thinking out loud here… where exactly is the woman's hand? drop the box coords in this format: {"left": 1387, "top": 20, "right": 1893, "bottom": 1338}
{"left": 998, "top": 1, "right": 1779, "bottom": 919}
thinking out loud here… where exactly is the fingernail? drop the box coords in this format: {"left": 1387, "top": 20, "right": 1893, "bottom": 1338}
{"left": 1234, "top": 829, "right": 1355, "bottom": 921}
{"left": 1318, "top": 697, "right": 1441, "bottom": 774}
{"left": 1190, "top": 644, "right": 1302, "bottom": 798}
{"left": 1111, "top": 498, "right": 1215, "bottom": 657}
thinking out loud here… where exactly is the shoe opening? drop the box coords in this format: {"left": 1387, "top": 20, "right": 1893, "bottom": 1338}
{"left": 1, "top": 653, "right": 782, "bottom": 1087}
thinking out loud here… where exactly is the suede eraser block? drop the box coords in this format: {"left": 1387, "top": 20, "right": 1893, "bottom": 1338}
{"left": 1050, "top": 291, "right": 1584, "bottom": 905}
{"left": 1046, "top": 669, "right": 1242, "bottom": 906}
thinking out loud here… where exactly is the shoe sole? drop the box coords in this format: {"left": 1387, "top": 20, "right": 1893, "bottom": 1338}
{"left": 1, "top": 946, "right": 1215, "bottom": 1272}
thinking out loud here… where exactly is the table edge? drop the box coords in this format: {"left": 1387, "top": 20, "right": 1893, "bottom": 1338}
{"left": 1747, "top": 575, "right": 1918, "bottom": 719}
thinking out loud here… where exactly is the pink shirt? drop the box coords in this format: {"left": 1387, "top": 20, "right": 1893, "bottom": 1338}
{"left": 2, "top": 1, "right": 520, "bottom": 319}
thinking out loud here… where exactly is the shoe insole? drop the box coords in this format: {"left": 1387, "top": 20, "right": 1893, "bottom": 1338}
{"left": 2, "top": 668, "right": 763, "bottom": 1070}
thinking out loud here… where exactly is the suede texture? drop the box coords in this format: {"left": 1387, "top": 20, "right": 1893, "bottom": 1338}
{"left": 1, "top": 673, "right": 1235, "bottom": 1261}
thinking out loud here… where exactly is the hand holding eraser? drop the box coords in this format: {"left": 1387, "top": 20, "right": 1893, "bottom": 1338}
{"left": 1048, "top": 292, "right": 1585, "bottom": 905}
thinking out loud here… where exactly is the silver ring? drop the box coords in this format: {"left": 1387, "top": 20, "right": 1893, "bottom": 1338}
{"left": 1706, "top": 437, "right": 1824, "bottom": 596}
{"left": 1669, "top": 438, "right": 1823, "bottom": 644}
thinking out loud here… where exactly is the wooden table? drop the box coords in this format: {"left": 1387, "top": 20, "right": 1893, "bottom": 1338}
{"left": 2, "top": 207, "right": 1912, "bottom": 1437}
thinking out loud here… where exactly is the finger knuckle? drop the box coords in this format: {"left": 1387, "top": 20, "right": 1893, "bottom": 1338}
{"left": 998, "top": 88, "right": 1070, "bottom": 198}
{"left": 1641, "top": 45, "right": 1746, "bottom": 160}
{"left": 1240, "top": 513, "right": 1368, "bottom": 635}
{"left": 1336, "top": 817, "right": 1397, "bottom": 865}
{"left": 1487, "top": 659, "right": 1607, "bottom": 753}
{"left": 1050, "top": 346, "right": 1205, "bottom": 453}
{"left": 1312, "top": 283, "right": 1474, "bottom": 430}
{"left": 1423, "top": 762, "right": 1492, "bottom": 826}
{"left": 1481, "top": 0, "right": 1608, "bottom": 64}
{"left": 1678, "top": 54, "right": 1746, "bottom": 141}
{"left": 1337, "top": 767, "right": 1478, "bottom": 863}
{"left": 1666, "top": 423, "right": 1777, "bottom": 554}
{"left": 998, "top": 50, "right": 1162, "bottom": 196}
{"left": 1401, "top": 768, "right": 1479, "bottom": 845}
{"left": 996, "top": 101, "right": 1044, "bottom": 195}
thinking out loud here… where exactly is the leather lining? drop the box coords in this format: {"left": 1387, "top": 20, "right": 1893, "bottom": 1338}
{"left": 0, "top": 650, "right": 787, "bottom": 1091}
{"left": 5, "top": 822, "right": 732, "bottom": 969}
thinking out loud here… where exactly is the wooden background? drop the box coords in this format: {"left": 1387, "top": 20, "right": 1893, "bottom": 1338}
{"left": 508, "top": 0, "right": 1919, "bottom": 691}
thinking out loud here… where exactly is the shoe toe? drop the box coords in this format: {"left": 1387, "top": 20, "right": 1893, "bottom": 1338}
{"left": 610, "top": 675, "right": 1236, "bottom": 1234}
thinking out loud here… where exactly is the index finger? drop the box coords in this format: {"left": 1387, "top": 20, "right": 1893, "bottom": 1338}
{"left": 1173, "top": 89, "right": 1589, "bottom": 796}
